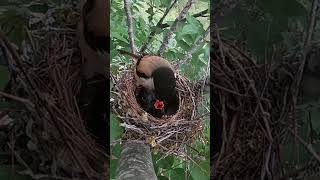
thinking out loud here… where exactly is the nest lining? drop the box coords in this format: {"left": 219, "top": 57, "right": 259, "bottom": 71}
{"left": 111, "top": 68, "right": 203, "bottom": 156}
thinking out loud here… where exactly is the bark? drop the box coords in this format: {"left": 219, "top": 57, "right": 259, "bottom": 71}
{"left": 116, "top": 141, "right": 157, "bottom": 180}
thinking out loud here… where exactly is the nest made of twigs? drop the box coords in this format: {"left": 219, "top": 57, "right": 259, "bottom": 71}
{"left": 212, "top": 38, "right": 298, "bottom": 179}
{"left": 2, "top": 31, "right": 107, "bottom": 179}
{"left": 111, "top": 66, "right": 203, "bottom": 157}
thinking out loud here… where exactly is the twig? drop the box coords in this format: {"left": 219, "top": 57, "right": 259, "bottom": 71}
{"left": 120, "top": 123, "right": 144, "bottom": 134}
{"left": 140, "top": 0, "right": 178, "bottom": 53}
{"left": 261, "top": 143, "right": 272, "bottom": 180}
{"left": 118, "top": 49, "right": 142, "bottom": 59}
{"left": 213, "top": 23, "right": 226, "bottom": 67}
{"left": 0, "top": 91, "right": 34, "bottom": 107}
{"left": 158, "top": 0, "right": 194, "bottom": 56}
{"left": 123, "top": 0, "right": 137, "bottom": 54}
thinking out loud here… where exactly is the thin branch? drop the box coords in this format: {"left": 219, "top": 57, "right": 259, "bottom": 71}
{"left": 0, "top": 91, "right": 34, "bottom": 107}
{"left": 158, "top": 0, "right": 194, "bottom": 56}
{"left": 118, "top": 49, "right": 142, "bottom": 59}
{"left": 123, "top": 0, "right": 137, "bottom": 54}
{"left": 139, "top": 0, "right": 178, "bottom": 53}
{"left": 178, "top": 26, "right": 210, "bottom": 68}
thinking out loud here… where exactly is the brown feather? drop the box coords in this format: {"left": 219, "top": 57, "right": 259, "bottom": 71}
{"left": 135, "top": 56, "right": 174, "bottom": 90}
{"left": 136, "top": 56, "right": 173, "bottom": 76}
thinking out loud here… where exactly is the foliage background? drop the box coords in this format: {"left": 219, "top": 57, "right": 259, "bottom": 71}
{"left": 110, "top": 0, "right": 210, "bottom": 179}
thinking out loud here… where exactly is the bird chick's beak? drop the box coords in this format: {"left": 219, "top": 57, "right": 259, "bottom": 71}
{"left": 154, "top": 99, "right": 164, "bottom": 110}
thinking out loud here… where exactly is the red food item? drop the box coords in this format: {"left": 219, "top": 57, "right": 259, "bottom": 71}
{"left": 154, "top": 99, "right": 164, "bottom": 110}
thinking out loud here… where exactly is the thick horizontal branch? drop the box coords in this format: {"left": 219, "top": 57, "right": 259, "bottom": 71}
{"left": 116, "top": 142, "right": 157, "bottom": 180}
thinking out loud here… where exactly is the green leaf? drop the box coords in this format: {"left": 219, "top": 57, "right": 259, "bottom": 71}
{"left": 152, "top": 0, "right": 161, "bottom": 7}
{"left": 155, "top": 155, "right": 174, "bottom": 169}
{"left": 147, "top": 7, "right": 154, "bottom": 23}
{"left": 158, "top": 176, "right": 169, "bottom": 180}
{"left": 177, "top": 39, "right": 190, "bottom": 51}
{"left": 186, "top": 14, "right": 202, "bottom": 29}
{"left": 146, "top": 7, "right": 154, "bottom": 15}
{"left": 161, "top": 0, "right": 171, "bottom": 7}
{"left": 110, "top": 113, "right": 123, "bottom": 142}
{"left": 110, "top": 159, "right": 119, "bottom": 179}
{"left": 112, "top": 143, "right": 121, "bottom": 158}
{"left": 181, "top": 24, "right": 199, "bottom": 36}
{"left": 134, "top": 1, "right": 144, "bottom": 8}
{"left": 163, "top": 50, "right": 175, "bottom": 60}
{"left": 190, "top": 161, "right": 210, "bottom": 180}
{"left": 182, "top": 34, "right": 196, "bottom": 45}
{"left": 112, "top": 32, "right": 128, "bottom": 44}
{"left": 150, "top": 26, "right": 163, "bottom": 34}
{"left": 170, "top": 168, "right": 185, "bottom": 180}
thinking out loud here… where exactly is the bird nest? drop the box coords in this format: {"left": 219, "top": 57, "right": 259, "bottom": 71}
{"left": 0, "top": 29, "right": 107, "bottom": 180}
{"left": 212, "top": 38, "right": 298, "bottom": 179}
{"left": 111, "top": 68, "right": 203, "bottom": 157}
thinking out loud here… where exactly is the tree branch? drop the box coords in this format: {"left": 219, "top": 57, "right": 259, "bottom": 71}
{"left": 123, "top": 0, "right": 137, "bottom": 54}
{"left": 157, "top": 0, "right": 194, "bottom": 56}
{"left": 116, "top": 142, "right": 157, "bottom": 180}
{"left": 139, "top": 0, "right": 178, "bottom": 53}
